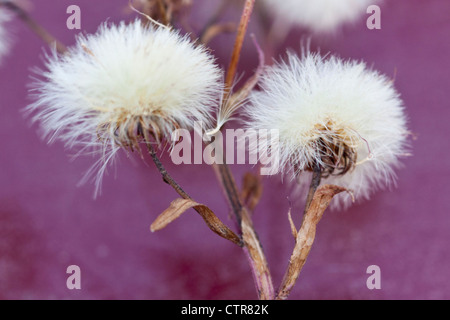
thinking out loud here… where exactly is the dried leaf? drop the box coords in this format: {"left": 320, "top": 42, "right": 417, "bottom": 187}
{"left": 151, "top": 198, "right": 243, "bottom": 246}
{"left": 308, "top": 185, "right": 348, "bottom": 224}
{"left": 287, "top": 207, "right": 298, "bottom": 240}
{"left": 229, "top": 34, "right": 265, "bottom": 105}
{"left": 241, "top": 172, "right": 263, "bottom": 212}
{"left": 151, "top": 198, "right": 196, "bottom": 232}
{"left": 201, "top": 22, "right": 237, "bottom": 45}
{"left": 277, "top": 184, "right": 347, "bottom": 300}
{"left": 208, "top": 34, "right": 265, "bottom": 134}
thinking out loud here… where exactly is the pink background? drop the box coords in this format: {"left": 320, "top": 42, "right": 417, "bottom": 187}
{"left": 0, "top": 0, "right": 449, "bottom": 299}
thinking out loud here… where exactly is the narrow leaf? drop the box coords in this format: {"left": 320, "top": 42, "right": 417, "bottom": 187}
{"left": 151, "top": 198, "right": 243, "bottom": 247}
{"left": 151, "top": 198, "right": 197, "bottom": 232}
{"left": 241, "top": 171, "right": 263, "bottom": 212}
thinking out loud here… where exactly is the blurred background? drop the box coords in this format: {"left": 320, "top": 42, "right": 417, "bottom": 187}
{"left": 0, "top": 0, "right": 449, "bottom": 299}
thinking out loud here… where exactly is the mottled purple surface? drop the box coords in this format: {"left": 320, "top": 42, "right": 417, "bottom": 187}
{"left": 0, "top": 0, "right": 449, "bottom": 300}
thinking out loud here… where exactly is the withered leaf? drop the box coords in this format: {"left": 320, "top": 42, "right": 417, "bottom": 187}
{"left": 151, "top": 198, "right": 243, "bottom": 247}
{"left": 287, "top": 207, "right": 298, "bottom": 240}
{"left": 241, "top": 171, "right": 263, "bottom": 212}
{"left": 151, "top": 198, "right": 197, "bottom": 232}
{"left": 277, "top": 184, "right": 347, "bottom": 300}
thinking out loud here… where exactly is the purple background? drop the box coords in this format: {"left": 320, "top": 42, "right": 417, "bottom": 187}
{"left": 0, "top": 0, "right": 449, "bottom": 300}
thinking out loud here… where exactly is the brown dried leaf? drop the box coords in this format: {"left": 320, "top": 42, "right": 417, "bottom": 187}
{"left": 201, "top": 22, "right": 237, "bottom": 45}
{"left": 229, "top": 34, "right": 265, "bottom": 104}
{"left": 151, "top": 198, "right": 196, "bottom": 232}
{"left": 277, "top": 184, "right": 347, "bottom": 300}
{"left": 287, "top": 207, "right": 298, "bottom": 240}
{"left": 308, "top": 185, "right": 348, "bottom": 224}
{"left": 241, "top": 172, "right": 263, "bottom": 212}
{"left": 210, "top": 34, "right": 265, "bottom": 133}
{"left": 151, "top": 198, "right": 243, "bottom": 247}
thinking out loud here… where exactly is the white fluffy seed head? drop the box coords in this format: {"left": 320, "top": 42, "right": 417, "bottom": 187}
{"left": 28, "top": 19, "right": 223, "bottom": 193}
{"left": 245, "top": 52, "right": 409, "bottom": 209}
{"left": 263, "top": 0, "right": 376, "bottom": 33}
{"left": 0, "top": 8, "right": 12, "bottom": 64}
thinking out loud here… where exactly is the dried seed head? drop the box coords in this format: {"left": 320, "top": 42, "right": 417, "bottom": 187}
{"left": 301, "top": 122, "right": 358, "bottom": 178}
{"left": 245, "top": 52, "right": 409, "bottom": 209}
{"left": 28, "top": 19, "right": 223, "bottom": 194}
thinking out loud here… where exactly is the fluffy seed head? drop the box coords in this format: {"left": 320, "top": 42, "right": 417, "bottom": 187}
{"left": 263, "top": 0, "right": 376, "bottom": 33}
{"left": 0, "top": 8, "right": 12, "bottom": 64}
{"left": 28, "top": 20, "right": 223, "bottom": 192}
{"left": 245, "top": 52, "right": 409, "bottom": 208}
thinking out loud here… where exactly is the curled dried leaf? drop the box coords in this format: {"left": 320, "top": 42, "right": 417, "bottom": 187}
{"left": 201, "top": 22, "right": 237, "bottom": 45}
{"left": 151, "top": 198, "right": 243, "bottom": 247}
{"left": 151, "top": 198, "right": 195, "bottom": 231}
{"left": 277, "top": 184, "right": 347, "bottom": 300}
{"left": 287, "top": 207, "right": 298, "bottom": 240}
{"left": 241, "top": 171, "right": 263, "bottom": 212}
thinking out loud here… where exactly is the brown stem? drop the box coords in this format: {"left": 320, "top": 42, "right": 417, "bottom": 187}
{"left": 209, "top": 0, "right": 273, "bottom": 300}
{"left": 147, "top": 142, "right": 190, "bottom": 200}
{"left": 305, "top": 163, "right": 322, "bottom": 212}
{"left": 213, "top": 163, "right": 242, "bottom": 224}
{"left": 224, "top": 0, "right": 255, "bottom": 90}
{"left": 2, "top": 1, "right": 67, "bottom": 54}
{"left": 241, "top": 208, "right": 275, "bottom": 300}
{"left": 155, "top": 0, "right": 169, "bottom": 25}
{"left": 213, "top": 163, "right": 274, "bottom": 300}
{"left": 146, "top": 141, "right": 242, "bottom": 246}
{"left": 211, "top": 139, "right": 274, "bottom": 299}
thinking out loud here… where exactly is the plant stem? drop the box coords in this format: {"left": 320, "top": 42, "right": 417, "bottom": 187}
{"left": 212, "top": 162, "right": 275, "bottom": 300}
{"left": 305, "top": 163, "right": 322, "bottom": 212}
{"left": 210, "top": 0, "right": 274, "bottom": 300}
{"left": 146, "top": 141, "right": 242, "bottom": 246}
{"left": 147, "top": 142, "right": 190, "bottom": 200}
{"left": 241, "top": 207, "right": 275, "bottom": 300}
{"left": 225, "top": 0, "right": 255, "bottom": 90}
{"left": 213, "top": 162, "right": 242, "bottom": 224}
{"left": 155, "top": 0, "right": 169, "bottom": 25}
{"left": 2, "top": 1, "right": 67, "bottom": 54}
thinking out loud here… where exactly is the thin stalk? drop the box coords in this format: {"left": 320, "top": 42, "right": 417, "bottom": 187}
{"left": 211, "top": 0, "right": 274, "bottom": 300}
{"left": 305, "top": 164, "right": 322, "bottom": 212}
{"left": 146, "top": 139, "right": 242, "bottom": 247}
{"left": 2, "top": 1, "right": 67, "bottom": 54}
{"left": 147, "top": 142, "right": 190, "bottom": 200}
{"left": 212, "top": 162, "right": 275, "bottom": 300}
{"left": 224, "top": 0, "right": 255, "bottom": 90}
{"left": 155, "top": 0, "right": 169, "bottom": 25}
